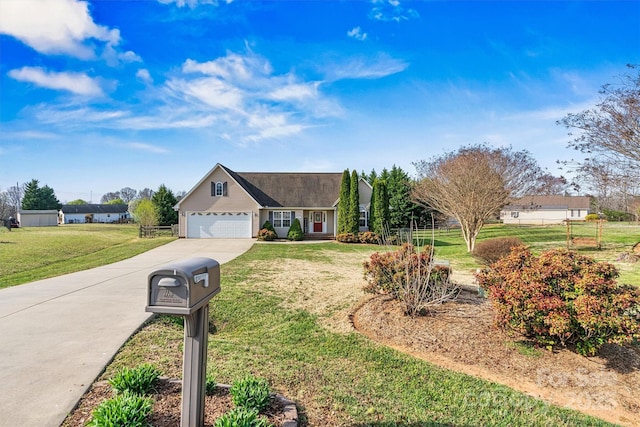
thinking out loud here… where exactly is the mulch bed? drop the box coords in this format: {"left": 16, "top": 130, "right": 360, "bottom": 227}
{"left": 351, "top": 289, "right": 640, "bottom": 427}
{"left": 63, "top": 378, "right": 290, "bottom": 426}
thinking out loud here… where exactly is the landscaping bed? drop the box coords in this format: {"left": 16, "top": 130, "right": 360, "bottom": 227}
{"left": 63, "top": 378, "right": 293, "bottom": 426}
{"left": 63, "top": 241, "right": 634, "bottom": 426}
{"left": 351, "top": 288, "right": 640, "bottom": 427}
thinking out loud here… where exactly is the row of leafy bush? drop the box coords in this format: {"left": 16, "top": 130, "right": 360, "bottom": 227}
{"left": 89, "top": 364, "right": 274, "bottom": 427}
{"left": 257, "top": 220, "right": 303, "bottom": 241}
{"left": 89, "top": 364, "right": 160, "bottom": 426}
{"left": 365, "top": 232, "right": 640, "bottom": 357}
{"left": 336, "top": 231, "right": 380, "bottom": 244}
{"left": 216, "top": 376, "right": 273, "bottom": 427}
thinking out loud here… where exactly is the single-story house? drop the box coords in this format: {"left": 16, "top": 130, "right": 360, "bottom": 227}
{"left": 500, "top": 195, "right": 591, "bottom": 225}
{"left": 60, "top": 204, "right": 130, "bottom": 224}
{"left": 17, "top": 210, "right": 59, "bottom": 227}
{"left": 174, "top": 164, "right": 372, "bottom": 239}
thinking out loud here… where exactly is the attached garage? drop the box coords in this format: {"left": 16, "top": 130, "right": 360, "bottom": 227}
{"left": 186, "top": 212, "right": 252, "bottom": 238}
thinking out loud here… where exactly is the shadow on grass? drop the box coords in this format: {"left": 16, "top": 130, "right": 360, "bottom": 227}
{"left": 349, "top": 422, "right": 476, "bottom": 427}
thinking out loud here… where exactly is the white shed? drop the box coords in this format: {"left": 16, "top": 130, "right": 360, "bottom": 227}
{"left": 18, "top": 210, "right": 59, "bottom": 227}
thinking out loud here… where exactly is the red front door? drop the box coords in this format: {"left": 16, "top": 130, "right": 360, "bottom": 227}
{"left": 313, "top": 212, "right": 323, "bottom": 232}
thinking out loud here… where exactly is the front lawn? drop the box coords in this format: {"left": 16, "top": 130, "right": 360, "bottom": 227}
{"left": 0, "top": 224, "right": 175, "bottom": 288}
{"left": 97, "top": 242, "right": 619, "bottom": 426}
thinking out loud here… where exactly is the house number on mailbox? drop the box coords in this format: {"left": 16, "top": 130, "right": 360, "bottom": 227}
{"left": 158, "top": 288, "right": 183, "bottom": 305}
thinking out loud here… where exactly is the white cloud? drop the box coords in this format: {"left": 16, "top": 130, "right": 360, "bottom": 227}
{"left": 136, "top": 69, "right": 153, "bottom": 84}
{"left": 119, "top": 50, "right": 142, "bottom": 63}
{"left": 125, "top": 142, "right": 169, "bottom": 154}
{"left": 182, "top": 53, "right": 273, "bottom": 83}
{"left": 369, "top": 0, "right": 419, "bottom": 22}
{"left": 268, "top": 82, "right": 320, "bottom": 102}
{"left": 166, "top": 77, "right": 244, "bottom": 110}
{"left": 34, "top": 106, "right": 126, "bottom": 126}
{"left": 347, "top": 26, "right": 367, "bottom": 41}
{"left": 11, "top": 50, "right": 343, "bottom": 144}
{"left": 157, "top": 0, "right": 231, "bottom": 8}
{"left": 8, "top": 66, "right": 104, "bottom": 96}
{"left": 0, "top": 0, "right": 120, "bottom": 59}
{"left": 1, "top": 130, "right": 59, "bottom": 140}
{"left": 166, "top": 52, "right": 330, "bottom": 142}
{"left": 323, "top": 53, "right": 409, "bottom": 81}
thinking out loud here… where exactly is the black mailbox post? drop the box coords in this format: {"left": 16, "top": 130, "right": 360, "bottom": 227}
{"left": 146, "top": 257, "right": 220, "bottom": 427}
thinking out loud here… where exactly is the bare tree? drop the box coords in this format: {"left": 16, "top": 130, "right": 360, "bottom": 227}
{"left": 412, "top": 144, "right": 543, "bottom": 252}
{"left": 0, "top": 191, "right": 11, "bottom": 219}
{"left": 535, "top": 173, "right": 573, "bottom": 196}
{"left": 138, "top": 188, "right": 154, "bottom": 200}
{"left": 572, "top": 158, "right": 640, "bottom": 212}
{"left": 7, "top": 183, "right": 24, "bottom": 216}
{"left": 101, "top": 191, "right": 121, "bottom": 203}
{"left": 559, "top": 65, "right": 640, "bottom": 167}
{"left": 119, "top": 187, "right": 138, "bottom": 203}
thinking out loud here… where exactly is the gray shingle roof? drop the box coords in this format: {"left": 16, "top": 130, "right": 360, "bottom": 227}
{"left": 61, "top": 204, "right": 129, "bottom": 214}
{"left": 505, "top": 195, "right": 591, "bottom": 210}
{"left": 220, "top": 165, "right": 343, "bottom": 208}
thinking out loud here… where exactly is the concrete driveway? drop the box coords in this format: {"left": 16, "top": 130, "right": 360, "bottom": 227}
{"left": 0, "top": 238, "right": 254, "bottom": 427}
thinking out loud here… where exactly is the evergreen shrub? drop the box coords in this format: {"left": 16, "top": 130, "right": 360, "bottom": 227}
{"left": 287, "top": 218, "right": 304, "bottom": 241}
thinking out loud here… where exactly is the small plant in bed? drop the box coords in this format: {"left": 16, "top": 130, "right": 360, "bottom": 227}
{"left": 88, "top": 390, "right": 153, "bottom": 427}
{"left": 109, "top": 363, "right": 161, "bottom": 395}
{"left": 213, "top": 406, "right": 272, "bottom": 427}
{"left": 229, "top": 375, "right": 272, "bottom": 412}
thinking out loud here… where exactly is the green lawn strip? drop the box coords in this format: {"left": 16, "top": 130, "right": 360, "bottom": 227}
{"left": 0, "top": 224, "right": 175, "bottom": 288}
{"left": 416, "top": 223, "right": 640, "bottom": 284}
{"left": 107, "top": 243, "right": 617, "bottom": 426}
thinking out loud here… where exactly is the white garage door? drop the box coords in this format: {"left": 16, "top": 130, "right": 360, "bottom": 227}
{"left": 187, "top": 212, "right": 251, "bottom": 238}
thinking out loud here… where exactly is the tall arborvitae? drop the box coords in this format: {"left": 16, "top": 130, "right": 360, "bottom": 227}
{"left": 369, "top": 179, "right": 377, "bottom": 233}
{"left": 373, "top": 179, "right": 390, "bottom": 234}
{"left": 348, "top": 169, "right": 360, "bottom": 233}
{"left": 337, "top": 169, "right": 351, "bottom": 234}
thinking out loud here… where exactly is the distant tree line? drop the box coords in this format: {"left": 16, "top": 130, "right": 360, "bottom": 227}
{"left": 0, "top": 181, "right": 184, "bottom": 227}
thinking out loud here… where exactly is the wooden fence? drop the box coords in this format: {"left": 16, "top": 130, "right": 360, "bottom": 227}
{"left": 139, "top": 224, "right": 179, "bottom": 238}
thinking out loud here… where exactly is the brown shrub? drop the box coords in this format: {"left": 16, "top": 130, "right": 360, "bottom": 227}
{"left": 472, "top": 237, "right": 524, "bottom": 265}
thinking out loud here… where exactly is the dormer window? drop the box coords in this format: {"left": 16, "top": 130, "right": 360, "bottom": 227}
{"left": 211, "top": 181, "right": 228, "bottom": 197}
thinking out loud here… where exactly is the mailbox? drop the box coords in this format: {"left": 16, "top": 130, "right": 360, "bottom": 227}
{"left": 146, "top": 257, "right": 220, "bottom": 316}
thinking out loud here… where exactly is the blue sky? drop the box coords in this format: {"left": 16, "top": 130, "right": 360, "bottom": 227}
{"left": 1, "top": 0, "right": 639, "bottom": 203}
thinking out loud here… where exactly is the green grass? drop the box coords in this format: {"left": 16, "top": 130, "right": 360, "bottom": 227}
{"left": 107, "top": 243, "right": 620, "bottom": 426}
{"left": 6, "top": 222, "right": 634, "bottom": 424}
{"left": 0, "top": 224, "right": 175, "bottom": 288}
{"left": 417, "top": 222, "right": 640, "bottom": 285}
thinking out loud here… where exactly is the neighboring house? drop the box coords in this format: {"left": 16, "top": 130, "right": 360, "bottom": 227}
{"left": 501, "top": 195, "right": 591, "bottom": 225}
{"left": 175, "top": 164, "right": 372, "bottom": 238}
{"left": 60, "top": 204, "right": 130, "bottom": 224}
{"left": 17, "top": 210, "right": 59, "bottom": 227}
